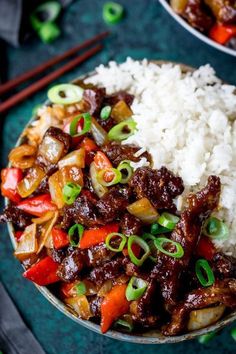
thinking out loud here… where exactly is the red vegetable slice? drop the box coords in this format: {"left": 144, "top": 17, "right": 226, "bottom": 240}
{"left": 17, "top": 194, "right": 57, "bottom": 217}
{"left": 1, "top": 168, "right": 23, "bottom": 203}
{"left": 79, "top": 223, "right": 119, "bottom": 249}
{"left": 23, "top": 256, "right": 60, "bottom": 286}
{"left": 52, "top": 227, "right": 69, "bottom": 249}
{"left": 196, "top": 236, "right": 216, "bottom": 261}
{"left": 209, "top": 24, "right": 236, "bottom": 45}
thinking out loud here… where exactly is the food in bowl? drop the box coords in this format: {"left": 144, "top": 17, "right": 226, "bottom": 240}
{"left": 1, "top": 58, "right": 236, "bottom": 336}
{"left": 169, "top": 0, "right": 236, "bottom": 48}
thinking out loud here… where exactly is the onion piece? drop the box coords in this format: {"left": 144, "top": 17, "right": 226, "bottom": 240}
{"left": 91, "top": 117, "right": 109, "bottom": 146}
{"left": 58, "top": 148, "right": 85, "bottom": 169}
{"left": 9, "top": 144, "right": 36, "bottom": 169}
{"left": 32, "top": 211, "right": 55, "bottom": 224}
{"left": 187, "top": 305, "right": 226, "bottom": 331}
{"left": 98, "top": 280, "right": 113, "bottom": 297}
{"left": 60, "top": 165, "right": 83, "bottom": 187}
{"left": 17, "top": 166, "right": 46, "bottom": 198}
{"left": 90, "top": 161, "right": 108, "bottom": 198}
{"left": 65, "top": 295, "right": 92, "bottom": 320}
{"left": 14, "top": 224, "right": 38, "bottom": 261}
{"left": 37, "top": 211, "right": 59, "bottom": 253}
{"left": 111, "top": 100, "right": 133, "bottom": 123}
{"left": 127, "top": 197, "right": 159, "bottom": 224}
{"left": 38, "top": 135, "right": 65, "bottom": 163}
{"left": 48, "top": 171, "right": 65, "bottom": 209}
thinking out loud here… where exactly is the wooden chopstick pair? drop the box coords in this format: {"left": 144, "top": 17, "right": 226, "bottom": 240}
{"left": 0, "top": 31, "right": 109, "bottom": 115}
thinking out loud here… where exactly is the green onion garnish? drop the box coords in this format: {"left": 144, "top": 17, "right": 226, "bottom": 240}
{"left": 105, "top": 232, "right": 127, "bottom": 252}
{"left": 150, "top": 223, "right": 170, "bottom": 235}
{"left": 68, "top": 224, "right": 84, "bottom": 247}
{"left": 195, "top": 259, "right": 215, "bottom": 287}
{"left": 157, "top": 212, "right": 180, "bottom": 230}
{"left": 97, "top": 168, "right": 122, "bottom": 187}
{"left": 142, "top": 233, "right": 157, "bottom": 262}
{"left": 203, "top": 217, "right": 229, "bottom": 240}
{"left": 117, "top": 160, "right": 133, "bottom": 184}
{"left": 198, "top": 331, "right": 216, "bottom": 344}
{"left": 48, "top": 83, "right": 84, "bottom": 105}
{"left": 108, "top": 119, "right": 137, "bottom": 141}
{"left": 230, "top": 327, "right": 236, "bottom": 341}
{"left": 114, "top": 318, "right": 133, "bottom": 332}
{"left": 69, "top": 112, "right": 92, "bottom": 137}
{"left": 75, "top": 282, "right": 86, "bottom": 296}
{"left": 100, "top": 105, "right": 112, "bottom": 120}
{"left": 38, "top": 22, "right": 61, "bottom": 43}
{"left": 103, "top": 2, "right": 124, "bottom": 25}
{"left": 62, "top": 182, "right": 82, "bottom": 205}
{"left": 127, "top": 236, "right": 150, "bottom": 266}
{"left": 126, "top": 276, "right": 148, "bottom": 301}
{"left": 154, "top": 237, "right": 184, "bottom": 258}
{"left": 30, "top": 1, "right": 62, "bottom": 31}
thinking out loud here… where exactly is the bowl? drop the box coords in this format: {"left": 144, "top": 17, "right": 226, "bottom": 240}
{"left": 6, "top": 61, "right": 236, "bottom": 343}
{"left": 158, "top": 0, "right": 236, "bottom": 57}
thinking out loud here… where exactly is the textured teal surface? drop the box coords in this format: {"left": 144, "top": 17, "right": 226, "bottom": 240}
{"left": 0, "top": 1, "right": 236, "bottom": 353}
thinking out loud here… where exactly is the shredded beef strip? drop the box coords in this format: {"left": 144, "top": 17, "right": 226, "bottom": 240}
{"left": 88, "top": 256, "right": 126, "bottom": 285}
{"left": 211, "top": 253, "right": 236, "bottom": 279}
{"left": 83, "top": 88, "right": 106, "bottom": 115}
{"left": 120, "top": 212, "right": 143, "bottom": 236}
{"left": 0, "top": 205, "right": 31, "bottom": 229}
{"left": 164, "top": 279, "right": 236, "bottom": 336}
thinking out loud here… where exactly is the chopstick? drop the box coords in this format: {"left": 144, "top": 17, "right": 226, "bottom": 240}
{"left": 0, "top": 31, "right": 109, "bottom": 96}
{"left": 0, "top": 44, "right": 103, "bottom": 115}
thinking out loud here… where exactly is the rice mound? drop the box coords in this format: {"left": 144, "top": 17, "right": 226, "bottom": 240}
{"left": 86, "top": 58, "right": 236, "bottom": 256}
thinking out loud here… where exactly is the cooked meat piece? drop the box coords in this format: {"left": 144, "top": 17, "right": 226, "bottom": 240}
{"left": 105, "top": 91, "right": 134, "bottom": 107}
{"left": 204, "top": 0, "right": 236, "bottom": 23}
{"left": 212, "top": 253, "right": 236, "bottom": 279}
{"left": 183, "top": 0, "right": 213, "bottom": 32}
{"left": 88, "top": 257, "right": 125, "bottom": 285}
{"left": 120, "top": 212, "right": 143, "bottom": 236}
{"left": 90, "top": 296, "right": 102, "bottom": 317}
{"left": 130, "top": 166, "right": 184, "bottom": 211}
{"left": 0, "top": 205, "right": 31, "bottom": 229}
{"left": 151, "top": 176, "right": 221, "bottom": 307}
{"left": 48, "top": 247, "right": 69, "bottom": 264}
{"left": 82, "top": 243, "right": 115, "bottom": 268}
{"left": 83, "top": 88, "right": 106, "bottom": 115}
{"left": 102, "top": 141, "right": 152, "bottom": 167}
{"left": 96, "top": 186, "right": 131, "bottom": 222}
{"left": 164, "top": 279, "right": 236, "bottom": 335}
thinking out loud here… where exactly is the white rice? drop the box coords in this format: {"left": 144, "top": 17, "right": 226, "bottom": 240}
{"left": 86, "top": 58, "right": 236, "bottom": 256}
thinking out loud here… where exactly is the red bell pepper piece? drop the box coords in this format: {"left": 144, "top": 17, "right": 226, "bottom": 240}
{"left": 17, "top": 194, "right": 57, "bottom": 217}
{"left": 52, "top": 227, "right": 69, "bottom": 249}
{"left": 1, "top": 168, "right": 23, "bottom": 203}
{"left": 15, "top": 231, "right": 23, "bottom": 241}
{"left": 23, "top": 256, "right": 60, "bottom": 286}
{"left": 196, "top": 236, "right": 216, "bottom": 261}
{"left": 209, "top": 24, "right": 236, "bottom": 45}
{"left": 79, "top": 223, "right": 119, "bottom": 249}
{"left": 80, "top": 137, "right": 98, "bottom": 152}
{"left": 94, "top": 151, "right": 112, "bottom": 170}
{"left": 61, "top": 282, "right": 77, "bottom": 298}
{"left": 101, "top": 284, "right": 130, "bottom": 333}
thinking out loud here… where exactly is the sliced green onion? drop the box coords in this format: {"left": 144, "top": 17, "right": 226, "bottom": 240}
{"left": 62, "top": 182, "right": 82, "bottom": 205}
{"left": 75, "top": 282, "right": 86, "bottom": 295}
{"left": 48, "top": 84, "right": 84, "bottom": 105}
{"left": 100, "top": 105, "right": 112, "bottom": 120}
{"left": 230, "top": 327, "right": 236, "bottom": 341}
{"left": 97, "top": 168, "right": 122, "bottom": 187}
{"left": 30, "top": 1, "right": 62, "bottom": 31}
{"left": 126, "top": 276, "right": 148, "bottom": 301}
{"left": 108, "top": 119, "right": 137, "bottom": 141}
{"left": 142, "top": 233, "right": 157, "bottom": 262}
{"left": 32, "top": 104, "right": 41, "bottom": 117}
{"left": 203, "top": 217, "right": 229, "bottom": 240}
{"left": 117, "top": 161, "right": 133, "bottom": 183}
{"left": 154, "top": 237, "right": 184, "bottom": 258}
{"left": 114, "top": 318, "right": 133, "bottom": 332}
{"left": 198, "top": 331, "right": 216, "bottom": 344}
{"left": 150, "top": 223, "right": 170, "bottom": 235}
{"left": 127, "top": 236, "right": 150, "bottom": 266}
{"left": 157, "top": 212, "right": 180, "bottom": 230}
{"left": 195, "top": 259, "right": 215, "bottom": 287}
{"left": 105, "top": 232, "right": 127, "bottom": 252}
{"left": 103, "top": 2, "right": 124, "bottom": 25}
{"left": 68, "top": 224, "right": 84, "bottom": 247}
{"left": 69, "top": 112, "right": 92, "bottom": 137}
{"left": 38, "top": 22, "right": 60, "bottom": 43}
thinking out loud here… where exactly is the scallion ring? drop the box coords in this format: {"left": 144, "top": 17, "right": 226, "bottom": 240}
{"left": 154, "top": 237, "right": 184, "bottom": 258}
{"left": 48, "top": 84, "right": 84, "bottom": 104}
{"left": 68, "top": 224, "right": 84, "bottom": 247}
{"left": 69, "top": 112, "right": 92, "bottom": 137}
{"left": 114, "top": 318, "right": 133, "bottom": 332}
{"left": 198, "top": 331, "right": 216, "bottom": 344}
{"left": 75, "top": 282, "right": 86, "bottom": 296}
{"left": 30, "top": 1, "right": 61, "bottom": 31}
{"left": 125, "top": 276, "right": 148, "bottom": 301}
{"left": 203, "top": 217, "right": 229, "bottom": 240}
{"left": 105, "top": 232, "right": 127, "bottom": 252}
{"left": 38, "top": 22, "right": 60, "bottom": 43}
{"left": 108, "top": 119, "right": 137, "bottom": 141}
{"left": 157, "top": 212, "right": 180, "bottom": 230}
{"left": 103, "top": 2, "right": 124, "bottom": 25}
{"left": 127, "top": 236, "right": 150, "bottom": 266}
{"left": 195, "top": 259, "right": 215, "bottom": 287}
{"left": 62, "top": 182, "right": 82, "bottom": 205}
{"left": 97, "top": 168, "right": 122, "bottom": 187}
{"left": 150, "top": 223, "right": 170, "bottom": 235}
{"left": 117, "top": 161, "right": 133, "bottom": 184}
{"left": 142, "top": 233, "right": 157, "bottom": 262}
{"left": 100, "top": 105, "right": 112, "bottom": 120}
{"left": 230, "top": 327, "right": 236, "bottom": 341}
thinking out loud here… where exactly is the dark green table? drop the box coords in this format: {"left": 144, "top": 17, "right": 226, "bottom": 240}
{"left": 0, "top": 1, "right": 235, "bottom": 353}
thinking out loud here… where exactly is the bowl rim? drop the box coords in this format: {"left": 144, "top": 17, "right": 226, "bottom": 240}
{"left": 158, "top": 0, "right": 236, "bottom": 57}
{"left": 6, "top": 61, "right": 236, "bottom": 344}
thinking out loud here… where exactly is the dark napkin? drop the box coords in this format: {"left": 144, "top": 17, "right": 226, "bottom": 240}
{"left": 0, "top": 282, "right": 45, "bottom": 354}
{"left": 0, "top": 0, "right": 74, "bottom": 47}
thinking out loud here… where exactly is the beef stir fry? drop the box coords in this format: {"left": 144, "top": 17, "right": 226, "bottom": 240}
{"left": 169, "top": 0, "right": 236, "bottom": 48}
{"left": 1, "top": 82, "right": 236, "bottom": 335}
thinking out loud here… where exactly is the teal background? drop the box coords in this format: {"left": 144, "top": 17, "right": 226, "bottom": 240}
{"left": 0, "top": 1, "right": 235, "bottom": 353}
